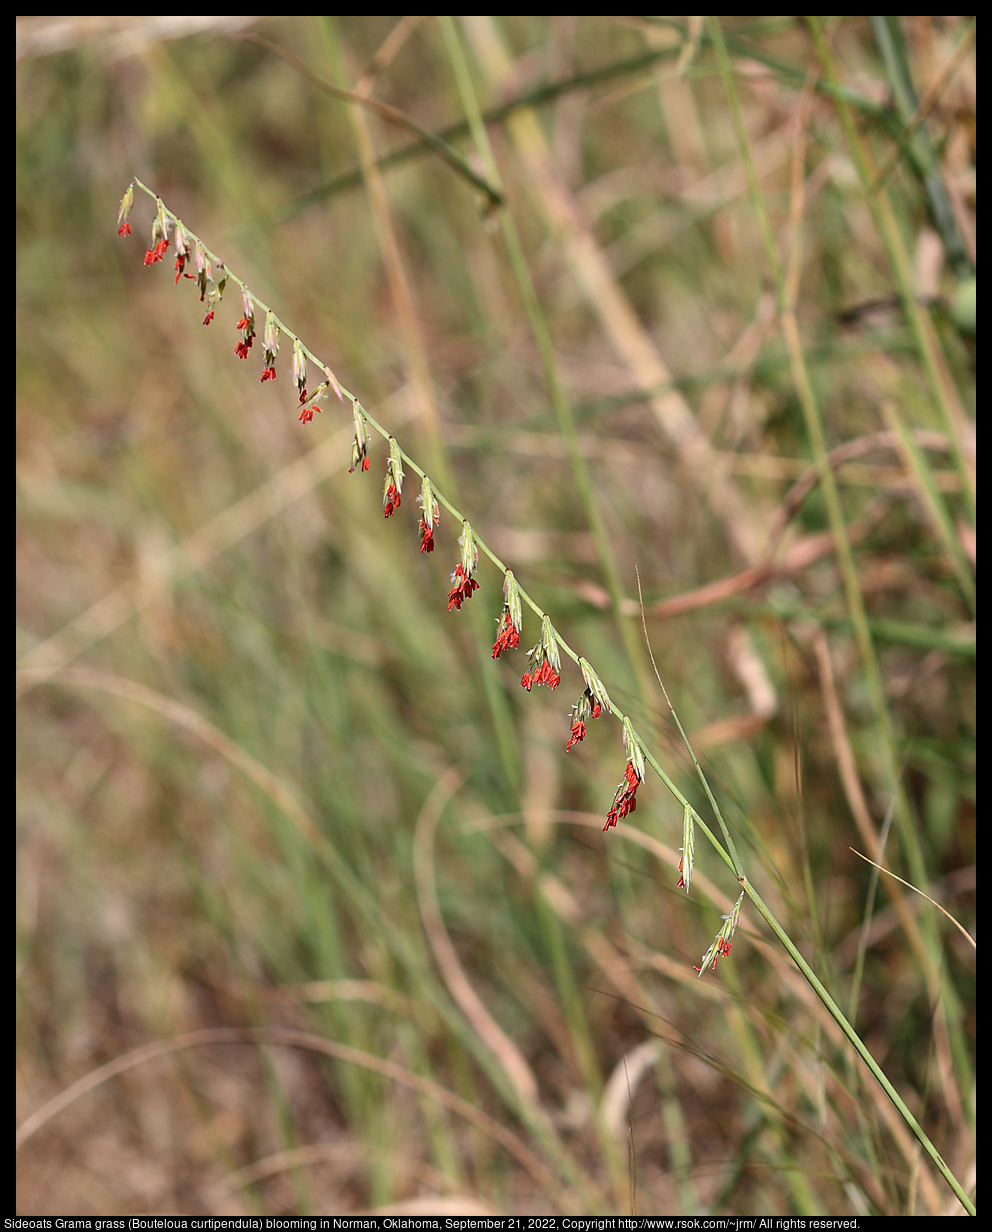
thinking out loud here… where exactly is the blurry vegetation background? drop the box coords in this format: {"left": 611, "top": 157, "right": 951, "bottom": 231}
{"left": 16, "top": 15, "right": 975, "bottom": 1217}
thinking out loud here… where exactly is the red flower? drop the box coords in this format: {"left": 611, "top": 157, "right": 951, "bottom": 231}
{"left": 520, "top": 658, "right": 559, "bottom": 691}
{"left": 348, "top": 420, "right": 369, "bottom": 473}
{"left": 447, "top": 523, "right": 480, "bottom": 612}
{"left": 383, "top": 483, "right": 401, "bottom": 518}
{"left": 292, "top": 338, "right": 307, "bottom": 401}
{"left": 447, "top": 563, "right": 480, "bottom": 611}
{"left": 234, "top": 314, "right": 255, "bottom": 360}
{"left": 565, "top": 687, "right": 603, "bottom": 751}
{"left": 694, "top": 939, "right": 733, "bottom": 976}
{"left": 143, "top": 238, "right": 170, "bottom": 265}
{"left": 491, "top": 609, "right": 520, "bottom": 658}
{"left": 520, "top": 616, "right": 561, "bottom": 691}
{"left": 235, "top": 295, "right": 256, "bottom": 359}
{"left": 694, "top": 892, "right": 744, "bottom": 977}
{"left": 259, "top": 310, "right": 279, "bottom": 383}
{"left": 116, "top": 186, "right": 133, "bottom": 236}
{"left": 604, "top": 761, "right": 641, "bottom": 830}
{"left": 381, "top": 438, "right": 405, "bottom": 513}
{"left": 190, "top": 243, "right": 225, "bottom": 312}
{"left": 172, "top": 221, "right": 191, "bottom": 285}
{"left": 298, "top": 380, "right": 329, "bottom": 426}
{"left": 203, "top": 311, "right": 215, "bottom": 326}
{"left": 417, "top": 477, "right": 440, "bottom": 552}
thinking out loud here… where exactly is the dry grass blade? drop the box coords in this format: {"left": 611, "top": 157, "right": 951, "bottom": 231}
{"left": 15, "top": 1028, "right": 560, "bottom": 1200}
{"left": 413, "top": 768, "right": 544, "bottom": 1111}
{"left": 848, "top": 847, "right": 976, "bottom": 950}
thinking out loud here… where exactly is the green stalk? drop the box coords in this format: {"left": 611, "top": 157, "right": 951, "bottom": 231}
{"left": 807, "top": 19, "right": 975, "bottom": 527}
{"left": 742, "top": 876, "right": 975, "bottom": 1217}
{"left": 438, "top": 16, "right": 656, "bottom": 715}
{"left": 706, "top": 21, "right": 974, "bottom": 1210}
{"left": 706, "top": 19, "right": 940, "bottom": 970}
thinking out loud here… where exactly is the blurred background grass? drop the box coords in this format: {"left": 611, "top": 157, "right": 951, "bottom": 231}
{"left": 16, "top": 15, "right": 975, "bottom": 1217}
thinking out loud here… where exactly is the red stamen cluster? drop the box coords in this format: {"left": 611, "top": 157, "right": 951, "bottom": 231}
{"left": 604, "top": 762, "right": 640, "bottom": 830}
{"left": 383, "top": 483, "right": 401, "bottom": 518}
{"left": 417, "top": 479, "right": 440, "bottom": 552}
{"left": 565, "top": 687, "right": 603, "bottom": 751}
{"left": 694, "top": 893, "right": 744, "bottom": 977}
{"left": 143, "top": 238, "right": 170, "bottom": 265}
{"left": 380, "top": 438, "right": 406, "bottom": 518}
{"left": 491, "top": 610, "right": 520, "bottom": 658}
{"left": 258, "top": 313, "right": 279, "bottom": 383}
{"left": 520, "top": 618, "right": 561, "bottom": 691}
{"left": 296, "top": 382, "right": 329, "bottom": 425}
{"left": 235, "top": 315, "right": 255, "bottom": 360}
{"left": 116, "top": 186, "right": 134, "bottom": 240}
{"left": 521, "top": 658, "right": 559, "bottom": 692}
{"left": 694, "top": 938, "right": 732, "bottom": 976}
{"left": 447, "top": 563, "right": 480, "bottom": 611}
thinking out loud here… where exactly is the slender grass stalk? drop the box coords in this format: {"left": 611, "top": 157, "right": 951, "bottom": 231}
{"left": 438, "top": 16, "right": 657, "bottom": 719}
{"left": 706, "top": 22, "right": 974, "bottom": 1213}
{"left": 742, "top": 876, "right": 974, "bottom": 1216}
{"left": 879, "top": 397, "right": 975, "bottom": 607}
{"left": 16, "top": 664, "right": 612, "bottom": 1210}
{"left": 117, "top": 172, "right": 973, "bottom": 1214}
{"left": 712, "top": 12, "right": 966, "bottom": 998}
{"left": 238, "top": 31, "right": 504, "bottom": 211}
{"left": 265, "top": 19, "right": 932, "bottom": 234}
{"left": 868, "top": 16, "right": 974, "bottom": 282}
{"left": 806, "top": 19, "right": 976, "bottom": 527}
{"left": 15, "top": 1027, "right": 562, "bottom": 1198}
{"left": 317, "top": 14, "right": 525, "bottom": 809}
{"left": 746, "top": 16, "right": 975, "bottom": 1130}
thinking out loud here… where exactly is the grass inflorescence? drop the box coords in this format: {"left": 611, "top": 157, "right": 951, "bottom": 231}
{"left": 17, "top": 16, "right": 974, "bottom": 1217}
